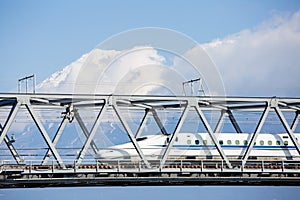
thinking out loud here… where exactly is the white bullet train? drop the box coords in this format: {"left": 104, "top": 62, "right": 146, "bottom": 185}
{"left": 97, "top": 133, "right": 300, "bottom": 160}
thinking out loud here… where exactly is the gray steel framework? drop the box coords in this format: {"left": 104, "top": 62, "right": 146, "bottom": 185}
{"left": 0, "top": 94, "right": 300, "bottom": 170}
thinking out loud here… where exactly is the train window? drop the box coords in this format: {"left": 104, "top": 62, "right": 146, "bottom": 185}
{"left": 284, "top": 141, "right": 288, "bottom": 146}
{"left": 203, "top": 140, "right": 208, "bottom": 145}
{"left": 243, "top": 140, "right": 248, "bottom": 145}
{"left": 260, "top": 140, "right": 264, "bottom": 145}
{"left": 268, "top": 140, "right": 272, "bottom": 145}
{"left": 187, "top": 140, "right": 191, "bottom": 145}
{"left": 276, "top": 141, "right": 281, "bottom": 145}
{"left": 195, "top": 140, "right": 200, "bottom": 145}
{"left": 235, "top": 140, "right": 240, "bottom": 145}
{"left": 227, "top": 140, "right": 232, "bottom": 145}
{"left": 219, "top": 140, "right": 223, "bottom": 145}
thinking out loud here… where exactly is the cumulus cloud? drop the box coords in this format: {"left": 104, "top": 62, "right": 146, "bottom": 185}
{"left": 203, "top": 10, "right": 300, "bottom": 97}
{"left": 38, "top": 10, "right": 300, "bottom": 97}
{"left": 37, "top": 47, "right": 171, "bottom": 95}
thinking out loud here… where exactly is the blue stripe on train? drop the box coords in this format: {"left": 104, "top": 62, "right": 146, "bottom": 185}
{"left": 153, "top": 145, "right": 296, "bottom": 150}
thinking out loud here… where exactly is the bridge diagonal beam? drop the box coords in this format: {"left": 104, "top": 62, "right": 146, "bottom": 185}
{"left": 0, "top": 101, "right": 21, "bottom": 146}
{"left": 194, "top": 104, "right": 232, "bottom": 168}
{"left": 291, "top": 111, "right": 300, "bottom": 132}
{"left": 242, "top": 102, "right": 270, "bottom": 164}
{"left": 76, "top": 103, "right": 107, "bottom": 165}
{"left": 274, "top": 104, "right": 300, "bottom": 156}
{"left": 0, "top": 99, "right": 16, "bottom": 107}
{"left": 112, "top": 99, "right": 151, "bottom": 168}
{"left": 25, "top": 103, "right": 65, "bottom": 168}
{"left": 74, "top": 109, "right": 98, "bottom": 154}
{"left": 135, "top": 108, "right": 150, "bottom": 138}
{"left": 42, "top": 115, "right": 68, "bottom": 165}
{"left": 0, "top": 124, "right": 22, "bottom": 164}
{"left": 151, "top": 109, "right": 168, "bottom": 135}
{"left": 214, "top": 110, "right": 227, "bottom": 133}
{"left": 160, "top": 103, "right": 190, "bottom": 167}
{"left": 227, "top": 110, "right": 242, "bottom": 133}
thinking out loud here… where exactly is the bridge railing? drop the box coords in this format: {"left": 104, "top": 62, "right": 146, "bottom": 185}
{"left": 1, "top": 159, "right": 300, "bottom": 174}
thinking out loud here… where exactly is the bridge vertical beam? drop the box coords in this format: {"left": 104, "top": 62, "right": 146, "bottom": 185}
{"left": 227, "top": 110, "right": 242, "bottom": 133}
{"left": 25, "top": 103, "right": 65, "bottom": 168}
{"left": 214, "top": 110, "right": 226, "bottom": 133}
{"left": 0, "top": 124, "right": 22, "bottom": 164}
{"left": 0, "top": 101, "right": 21, "bottom": 146}
{"left": 274, "top": 103, "right": 300, "bottom": 156}
{"left": 112, "top": 98, "right": 151, "bottom": 168}
{"left": 76, "top": 103, "right": 107, "bottom": 165}
{"left": 151, "top": 109, "right": 168, "bottom": 135}
{"left": 74, "top": 109, "right": 99, "bottom": 154}
{"left": 42, "top": 115, "right": 68, "bottom": 165}
{"left": 242, "top": 102, "right": 270, "bottom": 164}
{"left": 194, "top": 103, "right": 232, "bottom": 168}
{"left": 291, "top": 111, "right": 300, "bottom": 132}
{"left": 160, "top": 102, "right": 189, "bottom": 167}
{"left": 135, "top": 108, "right": 150, "bottom": 138}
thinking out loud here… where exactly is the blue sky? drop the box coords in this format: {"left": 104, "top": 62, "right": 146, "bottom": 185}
{"left": 1, "top": 0, "right": 300, "bottom": 199}
{"left": 0, "top": 0, "right": 300, "bottom": 92}
{"left": 1, "top": 186, "right": 299, "bottom": 200}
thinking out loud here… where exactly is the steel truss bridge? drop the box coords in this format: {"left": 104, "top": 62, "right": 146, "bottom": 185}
{"left": 0, "top": 93, "right": 300, "bottom": 187}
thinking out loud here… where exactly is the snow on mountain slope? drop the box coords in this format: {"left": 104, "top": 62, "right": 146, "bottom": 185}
{"left": 36, "top": 47, "right": 167, "bottom": 95}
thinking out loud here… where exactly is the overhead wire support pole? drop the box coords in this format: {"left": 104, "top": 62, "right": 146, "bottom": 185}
{"left": 182, "top": 78, "right": 202, "bottom": 96}
{"left": 18, "top": 74, "right": 36, "bottom": 94}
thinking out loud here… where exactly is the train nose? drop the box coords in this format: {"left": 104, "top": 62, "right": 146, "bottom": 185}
{"left": 96, "top": 149, "right": 125, "bottom": 159}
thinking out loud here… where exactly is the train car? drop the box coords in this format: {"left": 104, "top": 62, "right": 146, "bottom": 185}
{"left": 96, "top": 133, "right": 300, "bottom": 160}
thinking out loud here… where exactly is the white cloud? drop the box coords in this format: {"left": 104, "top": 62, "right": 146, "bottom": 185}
{"left": 38, "top": 10, "right": 300, "bottom": 98}
{"left": 37, "top": 47, "right": 169, "bottom": 95}
{"left": 203, "top": 10, "right": 300, "bottom": 96}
